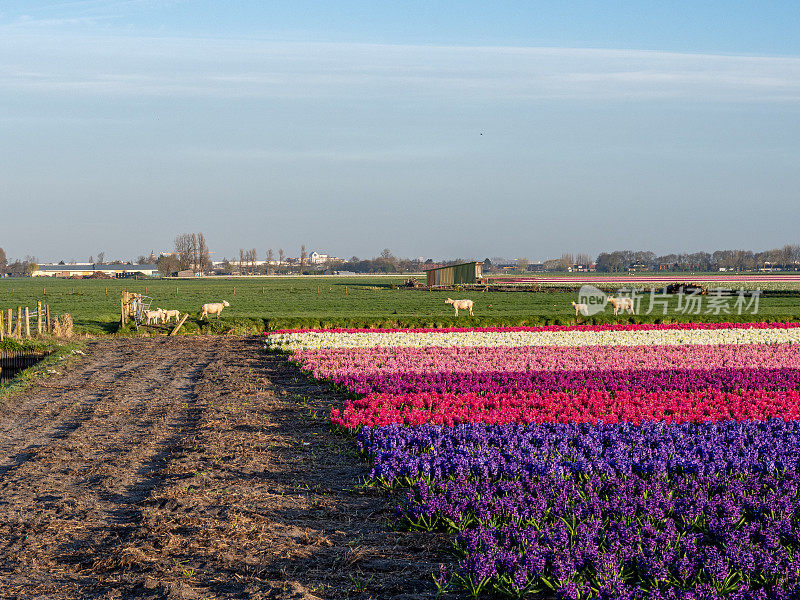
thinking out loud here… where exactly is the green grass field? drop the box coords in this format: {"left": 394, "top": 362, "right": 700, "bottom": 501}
{"left": 0, "top": 276, "right": 798, "bottom": 335}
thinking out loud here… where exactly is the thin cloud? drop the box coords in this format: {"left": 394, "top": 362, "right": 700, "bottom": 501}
{"left": 0, "top": 34, "right": 799, "bottom": 102}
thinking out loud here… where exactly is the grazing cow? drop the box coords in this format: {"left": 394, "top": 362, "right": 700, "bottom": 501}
{"left": 445, "top": 298, "right": 474, "bottom": 316}
{"left": 200, "top": 300, "right": 230, "bottom": 319}
{"left": 607, "top": 295, "right": 635, "bottom": 315}
{"left": 571, "top": 301, "right": 589, "bottom": 317}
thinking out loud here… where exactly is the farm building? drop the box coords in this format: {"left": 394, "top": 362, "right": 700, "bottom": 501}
{"left": 32, "top": 263, "right": 158, "bottom": 278}
{"left": 425, "top": 262, "right": 483, "bottom": 287}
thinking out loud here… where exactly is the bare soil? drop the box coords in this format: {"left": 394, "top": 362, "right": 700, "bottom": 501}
{"left": 0, "top": 336, "right": 452, "bottom": 600}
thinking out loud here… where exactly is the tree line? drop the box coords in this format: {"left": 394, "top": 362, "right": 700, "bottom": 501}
{"left": 4, "top": 240, "right": 798, "bottom": 278}
{"left": 593, "top": 244, "right": 800, "bottom": 273}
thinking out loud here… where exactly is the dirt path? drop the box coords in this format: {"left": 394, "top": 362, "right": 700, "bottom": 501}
{"left": 0, "top": 337, "right": 450, "bottom": 600}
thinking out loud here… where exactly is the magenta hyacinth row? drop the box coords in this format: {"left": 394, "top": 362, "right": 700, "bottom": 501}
{"left": 291, "top": 343, "right": 800, "bottom": 379}
{"left": 331, "top": 388, "right": 800, "bottom": 429}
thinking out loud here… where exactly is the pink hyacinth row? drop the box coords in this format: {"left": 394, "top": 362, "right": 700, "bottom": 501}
{"left": 265, "top": 321, "right": 800, "bottom": 336}
{"left": 330, "top": 388, "right": 800, "bottom": 429}
{"left": 291, "top": 343, "right": 800, "bottom": 379}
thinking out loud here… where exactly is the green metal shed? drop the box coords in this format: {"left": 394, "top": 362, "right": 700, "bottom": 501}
{"left": 425, "top": 262, "right": 483, "bottom": 287}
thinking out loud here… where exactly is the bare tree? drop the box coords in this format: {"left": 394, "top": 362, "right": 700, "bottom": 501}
{"left": 575, "top": 253, "right": 592, "bottom": 267}
{"left": 175, "top": 235, "right": 193, "bottom": 270}
{"left": 243, "top": 249, "right": 251, "bottom": 274}
{"left": 300, "top": 245, "right": 307, "bottom": 274}
{"left": 517, "top": 257, "right": 529, "bottom": 272}
{"left": 97, "top": 251, "right": 105, "bottom": 265}
{"left": 239, "top": 249, "right": 245, "bottom": 274}
{"left": 0, "top": 247, "right": 6, "bottom": 273}
{"left": 189, "top": 233, "right": 199, "bottom": 273}
{"left": 250, "top": 248, "right": 258, "bottom": 274}
{"left": 198, "top": 233, "right": 211, "bottom": 274}
{"left": 266, "top": 248, "right": 274, "bottom": 275}
{"left": 278, "top": 248, "right": 285, "bottom": 272}
{"left": 559, "top": 253, "right": 574, "bottom": 271}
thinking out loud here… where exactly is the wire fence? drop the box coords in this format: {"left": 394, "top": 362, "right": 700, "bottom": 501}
{"left": 0, "top": 302, "right": 51, "bottom": 341}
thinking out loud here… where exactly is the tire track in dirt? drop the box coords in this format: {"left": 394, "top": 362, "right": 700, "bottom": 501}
{"left": 0, "top": 337, "right": 217, "bottom": 599}
{"left": 0, "top": 342, "right": 149, "bottom": 478}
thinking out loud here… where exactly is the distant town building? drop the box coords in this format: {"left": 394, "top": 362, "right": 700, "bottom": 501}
{"left": 309, "top": 251, "right": 341, "bottom": 265}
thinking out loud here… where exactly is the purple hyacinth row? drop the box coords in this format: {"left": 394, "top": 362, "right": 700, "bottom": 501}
{"left": 409, "top": 473, "right": 800, "bottom": 599}
{"left": 329, "top": 367, "right": 800, "bottom": 395}
{"left": 359, "top": 421, "right": 800, "bottom": 483}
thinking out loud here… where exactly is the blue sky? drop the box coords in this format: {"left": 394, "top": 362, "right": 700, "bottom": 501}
{"left": 1, "top": 1, "right": 799, "bottom": 262}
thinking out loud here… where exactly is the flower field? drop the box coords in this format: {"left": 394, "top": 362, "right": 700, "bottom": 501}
{"left": 265, "top": 323, "right": 800, "bottom": 599}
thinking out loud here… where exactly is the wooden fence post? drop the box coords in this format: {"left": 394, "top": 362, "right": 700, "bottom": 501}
{"left": 16, "top": 307, "right": 22, "bottom": 339}
{"left": 7, "top": 309, "right": 12, "bottom": 337}
{"left": 24, "top": 307, "right": 30, "bottom": 339}
{"left": 0, "top": 311, "right": 4, "bottom": 342}
{"left": 169, "top": 313, "right": 189, "bottom": 336}
{"left": 37, "top": 301, "right": 42, "bottom": 335}
{"left": 46, "top": 305, "right": 51, "bottom": 334}
{"left": 121, "top": 298, "right": 126, "bottom": 327}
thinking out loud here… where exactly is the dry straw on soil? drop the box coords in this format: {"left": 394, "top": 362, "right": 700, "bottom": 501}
{"left": 52, "top": 313, "right": 74, "bottom": 338}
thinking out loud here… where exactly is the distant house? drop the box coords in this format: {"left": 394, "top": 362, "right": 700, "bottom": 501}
{"left": 32, "top": 263, "right": 158, "bottom": 278}
{"left": 567, "top": 264, "right": 595, "bottom": 273}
